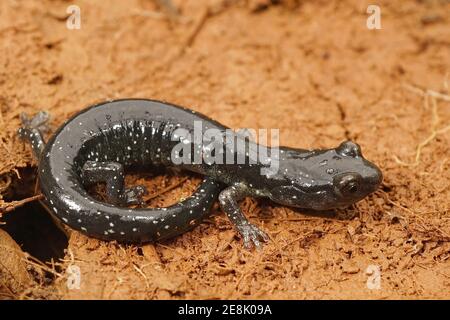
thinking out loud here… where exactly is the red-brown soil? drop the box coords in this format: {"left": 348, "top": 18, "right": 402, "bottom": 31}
{"left": 0, "top": 0, "right": 449, "bottom": 299}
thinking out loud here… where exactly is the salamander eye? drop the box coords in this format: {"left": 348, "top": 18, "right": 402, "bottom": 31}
{"left": 336, "top": 141, "right": 362, "bottom": 158}
{"left": 334, "top": 173, "right": 362, "bottom": 196}
{"left": 345, "top": 182, "right": 358, "bottom": 194}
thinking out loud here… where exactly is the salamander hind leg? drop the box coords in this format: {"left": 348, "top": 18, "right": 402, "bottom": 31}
{"left": 218, "top": 183, "right": 269, "bottom": 250}
{"left": 81, "top": 161, "right": 148, "bottom": 206}
{"left": 18, "top": 111, "right": 50, "bottom": 158}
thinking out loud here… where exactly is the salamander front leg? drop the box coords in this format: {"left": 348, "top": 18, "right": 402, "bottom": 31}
{"left": 218, "top": 183, "right": 269, "bottom": 249}
{"left": 81, "top": 161, "right": 147, "bottom": 206}
{"left": 18, "top": 111, "right": 50, "bottom": 158}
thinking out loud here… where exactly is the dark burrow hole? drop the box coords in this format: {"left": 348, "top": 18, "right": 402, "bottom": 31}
{"left": 1, "top": 167, "right": 68, "bottom": 265}
{"left": 1, "top": 166, "right": 199, "bottom": 268}
{"left": 1, "top": 201, "right": 68, "bottom": 264}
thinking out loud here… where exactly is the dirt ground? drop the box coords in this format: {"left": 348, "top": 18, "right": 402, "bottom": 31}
{"left": 0, "top": 0, "right": 449, "bottom": 300}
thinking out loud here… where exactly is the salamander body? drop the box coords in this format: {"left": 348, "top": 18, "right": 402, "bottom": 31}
{"left": 18, "top": 99, "right": 382, "bottom": 248}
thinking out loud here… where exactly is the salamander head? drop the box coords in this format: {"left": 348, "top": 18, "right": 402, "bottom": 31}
{"left": 268, "top": 141, "right": 382, "bottom": 210}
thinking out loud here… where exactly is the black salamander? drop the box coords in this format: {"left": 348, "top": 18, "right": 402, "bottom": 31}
{"left": 18, "top": 99, "right": 382, "bottom": 248}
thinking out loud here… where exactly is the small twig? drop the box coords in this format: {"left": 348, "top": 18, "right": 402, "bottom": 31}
{"left": 162, "top": 6, "right": 211, "bottom": 69}
{"left": 379, "top": 190, "right": 450, "bottom": 240}
{"left": 11, "top": 250, "right": 64, "bottom": 279}
{"left": 403, "top": 83, "right": 450, "bottom": 102}
{"left": 378, "top": 190, "right": 415, "bottom": 216}
{"left": 394, "top": 93, "right": 450, "bottom": 167}
{"left": 394, "top": 123, "right": 450, "bottom": 167}
{"left": 0, "top": 268, "right": 21, "bottom": 298}
{"left": 132, "top": 263, "right": 150, "bottom": 289}
{"left": 183, "top": 7, "right": 209, "bottom": 49}
{"left": 0, "top": 194, "right": 44, "bottom": 214}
